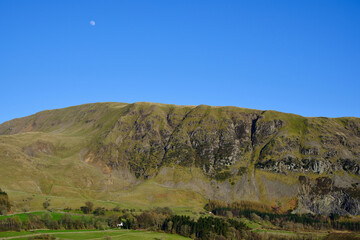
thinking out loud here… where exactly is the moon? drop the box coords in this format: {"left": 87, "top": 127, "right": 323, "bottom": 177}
{"left": 90, "top": 20, "right": 95, "bottom": 26}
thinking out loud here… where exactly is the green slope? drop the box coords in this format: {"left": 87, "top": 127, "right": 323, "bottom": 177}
{"left": 0, "top": 102, "right": 359, "bottom": 215}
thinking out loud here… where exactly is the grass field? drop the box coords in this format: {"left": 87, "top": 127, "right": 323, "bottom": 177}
{"left": 0, "top": 211, "right": 92, "bottom": 222}
{"left": 0, "top": 229, "right": 191, "bottom": 240}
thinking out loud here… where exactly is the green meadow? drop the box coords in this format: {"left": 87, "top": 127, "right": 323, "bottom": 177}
{"left": 0, "top": 229, "right": 190, "bottom": 240}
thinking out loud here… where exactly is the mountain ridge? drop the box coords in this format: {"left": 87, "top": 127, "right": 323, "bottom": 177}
{"left": 0, "top": 102, "right": 359, "bottom": 215}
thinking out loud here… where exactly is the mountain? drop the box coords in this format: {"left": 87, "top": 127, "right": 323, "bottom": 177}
{"left": 0, "top": 102, "right": 359, "bottom": 215}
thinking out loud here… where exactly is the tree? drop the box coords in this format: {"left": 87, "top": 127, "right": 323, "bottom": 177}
{"left": 80, "top": 201, "right": 94, "bottom": 214}
{"left": 61, "top": 214, "right": 74, "bottom": 229}
{"left": 0, "top": 188, "right": 11, "bottom": 215}
{"left": 93, "top": 207, "right": 106, "bottom": 216}
{"left": 80, "top": 206, "right": 90, "bottom": 214}
{"left": 43, "top": 199, "right": 50, "bottom": 210}
{"left": 136, "top": 212, "right": 155, "bottom": 228}
{"left": 41, "top": 212, "right": 52, "bottom": 227}
{"left": 112, "top": 206, "right": 121, "bottom": 212}
{"left": 85, "top": 201, "right": 94, "bottom": 212}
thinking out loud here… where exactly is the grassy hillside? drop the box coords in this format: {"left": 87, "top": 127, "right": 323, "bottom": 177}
{"left": 0, "top": 102, "right": 359, "bottom": 215}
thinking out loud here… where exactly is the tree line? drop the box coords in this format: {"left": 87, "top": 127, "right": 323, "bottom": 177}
{"left": 205, "top": 200, "right": 360, "bottom": 232}
{"left": 0, "top": 188, "right": 11, "bottom": 215}
{"left": 0, "top": 204, "right": 327, "bottom": 240}
{"left": 1, "top": 190, "right": 359, "bottom": 239}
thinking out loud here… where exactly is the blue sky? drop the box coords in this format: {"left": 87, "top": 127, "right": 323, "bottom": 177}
{"left": 1, "top": 0, "right": 360, "bottom": 123}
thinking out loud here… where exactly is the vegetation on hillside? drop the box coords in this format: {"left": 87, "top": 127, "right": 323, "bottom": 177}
{"left": 0, "top": 198, "right": 359, "bottom": 240}
{"left": 0, "top": 189, "right": 11, "bottom": 215}
{"left": 205, "top": 200, "right": 360, "bottom": 232}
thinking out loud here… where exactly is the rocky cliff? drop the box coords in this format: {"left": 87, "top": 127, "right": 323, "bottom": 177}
{"left": 0, "top": 102, "right": 359, "bottom": 215}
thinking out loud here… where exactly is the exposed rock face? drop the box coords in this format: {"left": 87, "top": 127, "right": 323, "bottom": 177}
{"left": 256, "top": 157, "right": 337, "bottom": 174}
{"left": 0, "top": 102, "right": 359, "bottom": 215}
{"left": 339, "top": 159, "right": 360, "bottom": 175}
{"left": 84, "top": 104, "right": 360, "bottom": 179}
{"left": 297, "top": 176, "right": 360, "bottom": 215}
